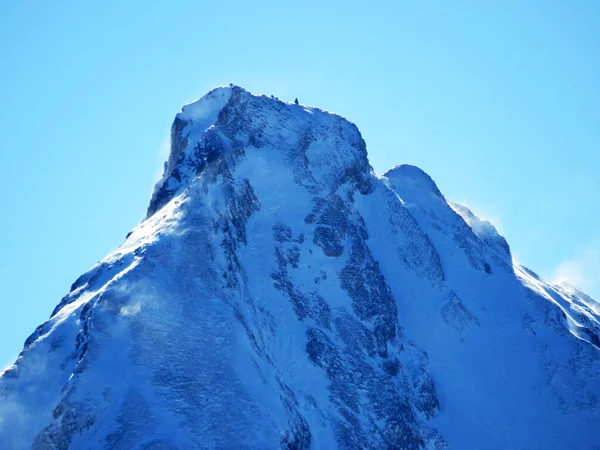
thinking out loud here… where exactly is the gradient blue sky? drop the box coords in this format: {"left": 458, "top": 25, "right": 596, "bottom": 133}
{"left": 1, "top": 1, "right": 599, "bottom": 368}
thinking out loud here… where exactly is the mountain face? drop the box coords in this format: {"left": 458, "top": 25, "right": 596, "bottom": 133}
{"left": 1, "top": 86, "right": 599, "bottom": 449}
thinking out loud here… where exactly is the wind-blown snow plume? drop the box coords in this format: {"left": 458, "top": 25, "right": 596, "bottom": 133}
{"left": 553, "top": 238, "right": 600, "bottom": 295}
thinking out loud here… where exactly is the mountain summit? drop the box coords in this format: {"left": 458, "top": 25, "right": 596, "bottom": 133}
{"left": 2, "top": 86, "right": 599, "bottom": 449}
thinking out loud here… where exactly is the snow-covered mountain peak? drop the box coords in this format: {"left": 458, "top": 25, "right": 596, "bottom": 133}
{"left": 2, "top": 86, "right": 599, "bottom": 449}
{"left": 148, "top": 85, "right": 372, "bottom": 218}
{"left": 383, "top": 164, "right": 512, "bottom": 267}
{"left": 384, "top": 164, "right": 445, "bottom": 201}
{"left": 178, "top": 85, "right": 234, "bottom": 123}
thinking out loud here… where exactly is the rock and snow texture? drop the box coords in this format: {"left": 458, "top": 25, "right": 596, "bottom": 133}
{"left": 1, "top": 86, "right": 599, "bottom": 449}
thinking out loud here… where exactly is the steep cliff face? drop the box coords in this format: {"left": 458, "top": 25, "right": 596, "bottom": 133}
{"left": 1, "top": 86, "right": 598, "bottom": 449}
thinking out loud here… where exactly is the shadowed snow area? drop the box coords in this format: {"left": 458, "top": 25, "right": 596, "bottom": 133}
{"left": 1, "top": 86, "right": 599, "bottom": 449}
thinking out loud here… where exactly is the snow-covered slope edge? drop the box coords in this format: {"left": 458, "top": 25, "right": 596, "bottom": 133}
{"left": 1, "top": 86, "right": 598, "bottom": 449}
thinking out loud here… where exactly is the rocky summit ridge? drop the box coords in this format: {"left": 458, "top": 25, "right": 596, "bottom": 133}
{"left": 1, "top": 86, "right": 599, "bottom": 449}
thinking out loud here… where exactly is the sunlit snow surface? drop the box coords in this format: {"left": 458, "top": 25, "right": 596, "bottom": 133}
{"left": 1, "top": 86, "right": 599, "bottom": 449}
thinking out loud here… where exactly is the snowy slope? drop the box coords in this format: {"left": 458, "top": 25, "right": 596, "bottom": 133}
{"left": 1, "top": 86, "right": 598, "bottom": 449}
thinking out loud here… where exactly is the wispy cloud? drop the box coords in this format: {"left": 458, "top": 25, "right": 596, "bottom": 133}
{"left": 1, "top": 354, "right": 17, "bottom": 376}
{"left": 552, "top": 239, "right": 600, "bottom": 295}
{"left": 0, "top": 352, "right": 51, "bottom": 445}
{"left": 155, "top": 135, "right": 170, "bottom": 180}
{"left": 149, "top": 135, "right": 171, "bottom": 198}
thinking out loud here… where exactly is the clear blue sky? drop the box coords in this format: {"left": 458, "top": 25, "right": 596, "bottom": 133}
{"left": 1, "top": 1, "right": 599, "bottom": 369}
